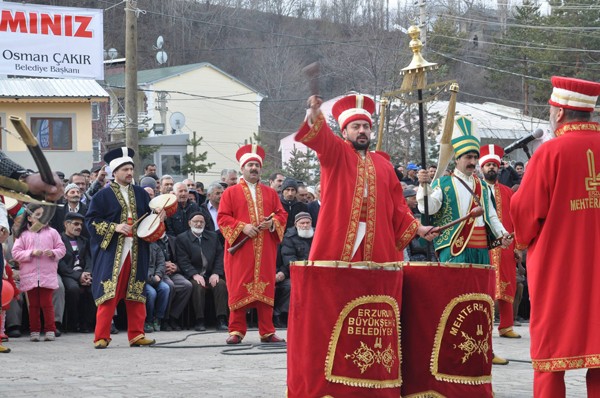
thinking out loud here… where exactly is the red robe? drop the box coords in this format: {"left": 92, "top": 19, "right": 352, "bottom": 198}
{"left": 511, "top": 121, "right": 600, "bottom": 372}
{"left": 295, "top": 113, "right": 418, "bottom": 262}
{"left": 488, "top": 183, "right": 516, "bottom": 303}
{"left": 218, "top": 179, "right": 287, "bottom": 311}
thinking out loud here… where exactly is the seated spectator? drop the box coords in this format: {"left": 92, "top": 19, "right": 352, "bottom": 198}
{"left": 58, "top": 212, "right": 95, "bottom": 333}
{"left": 144, "top": 242, "right": 171, "bottom": 333}
{"left": 278, "top": 212, "right": 314, "bottom": 327}
{"left": 156, "top": 233, "right": 192, "bottom": 331}
{"left": 166, "top": 182, "right": 200, "bottom": 237}
{"left": 176, "top": 212, "right": 228, "bottom": 332}
{"left": 51, "top": 182, "right": 89, "bottom": 237}
{"left": 307, "top": 183, "right": 321, "bottom": 228}
{"left": 200, "top": 182, "right": 224, "bottom": 245}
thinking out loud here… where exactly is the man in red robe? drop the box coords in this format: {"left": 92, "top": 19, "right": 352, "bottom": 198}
{"left": 296, "top": 94, "right": 435, "bottom": 262}
{"left": 218, "top": 144, "right": 287, "bottom": 345}
{"left": 479, "top": 144, "right": 521, "bottom": 339}
{"left": 511, "top": 76, "right": 600, "bottom": 397}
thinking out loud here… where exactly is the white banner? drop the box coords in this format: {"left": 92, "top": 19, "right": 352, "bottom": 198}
{"left": 0, "top": 2, "right": 104, "bottom": 80}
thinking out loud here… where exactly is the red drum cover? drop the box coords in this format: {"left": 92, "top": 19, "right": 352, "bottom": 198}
{"left": 401, "top": 263, "right": 495, "bottom": 398}
{"left": 288, "top": 262, "right": 403, "bottom": 398}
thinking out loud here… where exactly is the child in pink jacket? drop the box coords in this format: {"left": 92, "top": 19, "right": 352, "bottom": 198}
{"left": 12, "top": 204, "right": 66, "bottom": 342}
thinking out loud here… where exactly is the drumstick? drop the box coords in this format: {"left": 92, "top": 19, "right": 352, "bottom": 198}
{"left": 131, "top": 212, "right": 150, "bottom": 228}
{"left": 228, "top": 212, "right": 275, "bottom": 255}
{"left": 146, "top": 196, "right": 172, "bottom": 231}
{"left": 426, "top": 206, "right": 484, "bottom": 235}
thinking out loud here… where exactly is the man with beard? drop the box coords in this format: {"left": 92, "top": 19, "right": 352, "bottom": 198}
{"left": 296, "top": 93, "right": 435, "bottom": 262}
{"left": 479, "top": 144, "right": 521, "bottom": 339}
{"left": 511, "top": 76, "right": 600, "bottom": 397}
{"left": 290, "top": 94, "right": 436, "bottom": 397}
{"left": 417, "top": 117, "right": 514, "bottom": 365}
{"left": 86, "top": 147, "right": 160, "bottom": 349}
{"left": 218, "top": 144, "right": 287, "bottom": 344}
{"left": 277, "top": 212, "right": 314, "bottom": 328}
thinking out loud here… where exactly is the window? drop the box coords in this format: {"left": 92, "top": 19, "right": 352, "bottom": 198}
{"left": 31, "top": 117, "right": 72, "bottom": 150}
{"left": 161, "top": 154, "right": 182, "bottom": 176}
{"left": 92, "top": 139, "right": 102, "bottom": 162}
{"left": 91, "top": 102, "right": 100, "bottom": 121}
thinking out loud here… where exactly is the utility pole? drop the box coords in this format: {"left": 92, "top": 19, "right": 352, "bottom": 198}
{"left": 125, "top": 0, "right": 140, "bottom": 168}
{"left": 419, "top": 0, "right": 427, "bottom": 46}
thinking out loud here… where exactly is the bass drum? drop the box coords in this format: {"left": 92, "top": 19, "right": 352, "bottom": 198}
{"left": 401, "top": 262, "right": 495, "bottom": 398}
{"left": 287, "top": 261, "right": 404, "bottom": 398}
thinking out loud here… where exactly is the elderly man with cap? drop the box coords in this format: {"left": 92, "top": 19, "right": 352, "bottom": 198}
{"left": 217, "top": 144, "right": 287, "bottom": 344}
{"left": 277, "top": 211, "right": 314, "bottom": 328}
{"left": 479, "top": 144, "right": 521, "bottom": 340}
{"left": 58, "top": 212, "right": 95, "bottom": 333}
{"left": 85, "top": 147, "right": 160, "bottom": 349}
{"left": 511, "top": 76, "right": 600, "bottom": 397}
{"left": 51, "top": 182, "right": 89, "bottom": 237}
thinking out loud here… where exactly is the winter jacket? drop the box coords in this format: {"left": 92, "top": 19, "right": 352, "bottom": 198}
{"left": 11, "top": 226, "right": 66, "bottom": 292}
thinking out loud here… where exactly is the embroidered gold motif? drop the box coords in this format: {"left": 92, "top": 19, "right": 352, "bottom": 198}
{"left": 456, "top": 330, "right": 490, "bottom": 364}
{"left": 100, "top": 223, "right": 117, "bottom": 250}
{"left": 345, "top": 340, "right": 397, "bottom": 374}
{"left": 92, "top": 221, "right": 109, "bottom": 236}
{"left": 101, "top": 279, "right": 117, "bottom": 298}
{"left": 396, "top": 219, "right": 419, "bottom": 251}
{"left": 244, "top": 280, "right": 269, "bottom": 296}
{"left": 454, "top": 236, "right": 465, "bottom": 248}
{"left": 363, "top": 153, "right": 377, "bottom": 261}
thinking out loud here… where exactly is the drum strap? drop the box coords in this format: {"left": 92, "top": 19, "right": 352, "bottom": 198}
{"left": 450, "top": 174, "right": 483, "bottom": 256}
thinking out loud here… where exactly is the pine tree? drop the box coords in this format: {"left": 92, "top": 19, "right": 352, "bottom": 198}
{"left": 283, "top": 147, "right": 320, "bottom": 185}
{"left": 180, "top": 131, "right": 215, "bottom": 180}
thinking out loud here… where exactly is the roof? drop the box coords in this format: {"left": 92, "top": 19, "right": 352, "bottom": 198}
{"left": 103, "top": 62, "right": 264, "bottom": 97}
{"left": 428, "top": 101, "right": 550, "bottom": 140}
{"left": 0, "top": 78, "right": 109, "bottom": 99}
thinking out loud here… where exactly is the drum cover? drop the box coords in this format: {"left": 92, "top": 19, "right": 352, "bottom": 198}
{"left": 401, "top": 263, "right": 495, "bottom": 398}
{"left": 287, "top": 262, "right": 403, "bottom": 398}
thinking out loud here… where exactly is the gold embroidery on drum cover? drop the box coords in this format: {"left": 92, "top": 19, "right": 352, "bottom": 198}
{"left": 325, "top": 295, "right": 402, "bottom": 388}
{"left": 431, "top": 293, "right": 494, "bottom": 385}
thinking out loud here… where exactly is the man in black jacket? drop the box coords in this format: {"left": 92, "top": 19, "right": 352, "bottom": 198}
{"left": 278, "top": 212, "right": 314, "bottom": 327}
{"left": 175, "top": 212, "right": 228, "bottom": 332}
{"left": 58, "top": 212, "right": 96, "bottom": 333}
{"left": 279, "top": 178, "right": 308, "bottom": 229}
{"left": 166, "top": 182, "right": 200, "bottom": 237}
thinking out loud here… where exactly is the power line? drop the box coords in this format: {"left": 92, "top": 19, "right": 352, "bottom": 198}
{"left": 438, "top": 14, "right": 600, "bottom": 31}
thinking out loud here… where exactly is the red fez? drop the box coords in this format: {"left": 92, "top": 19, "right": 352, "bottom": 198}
{"left": 479, "top": 144, "right": 504, "bottom": 167}
{"left": 236, "top": 144, "right": 265, "bottom": 167}
{"left": 549, "top": 76, "right": 600, "bottom": 112}
{"left": 331, "top": 94, "right": 376, "bottom": 131}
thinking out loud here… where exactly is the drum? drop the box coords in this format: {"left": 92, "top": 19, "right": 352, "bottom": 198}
{"left": 136, "top": 214, "right": 165, "bottom": 243}
{"left": 401, "top": 262, "right": 495, "bottom": 398}
{"left": 2, "top": 279, "right": 15, "bottom": 307}
{"left": 287, "top": 261, "right": 403, "bottom": 398}
{"left": 149, "top": 193, "right": 177, "bottom": 217}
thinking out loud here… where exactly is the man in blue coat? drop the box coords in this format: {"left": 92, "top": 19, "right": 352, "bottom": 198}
{"left": 86, "top": 147, "right": 159, "bottom": 349}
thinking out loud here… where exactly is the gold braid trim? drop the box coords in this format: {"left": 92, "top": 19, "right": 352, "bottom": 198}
{"left": 274, "top": 218, "right": 285, "bottom": 242}
{"left": 554, "top": 121, "right": 600, "bottom": 137}
{"left": 298, "top": 113, "right": 325, "bottom": 144}
{"left": 222, "top": 222, "right": 246, "bottom": 246}
{"left": 403, "top": 392, "right": 446, "bottom": 398}
{"left": 533, "top": 354, "right": 600, "bottom": 372}
{"left": 396, "top": 218, "right": 419, "bottom": 251}
{"left": 341, "top": 151, "right": 366, "bottom": 261}
{"left": 363, "top": 153, "right": 377, "bottom": 261}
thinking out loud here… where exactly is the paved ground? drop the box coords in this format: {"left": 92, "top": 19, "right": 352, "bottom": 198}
{"left": 0, "top": 323, "right": 587, "bottom": 397}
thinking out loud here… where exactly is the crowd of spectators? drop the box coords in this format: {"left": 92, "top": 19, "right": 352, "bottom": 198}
{"left": 1, "top": 158, "right": 529, "bottom": 342}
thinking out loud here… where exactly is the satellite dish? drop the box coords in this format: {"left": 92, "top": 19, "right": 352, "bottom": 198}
{"left": 156, "top": 36, "right": 164, "bottom": 49}
{"left": 156, "top": 50, "right": 168, "bottom": 65}
{"left": 107, "top": 48, "right": 118, "bottom": 60}
{"left": 169, "top": 112, "right": 186, "bottom": 134}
